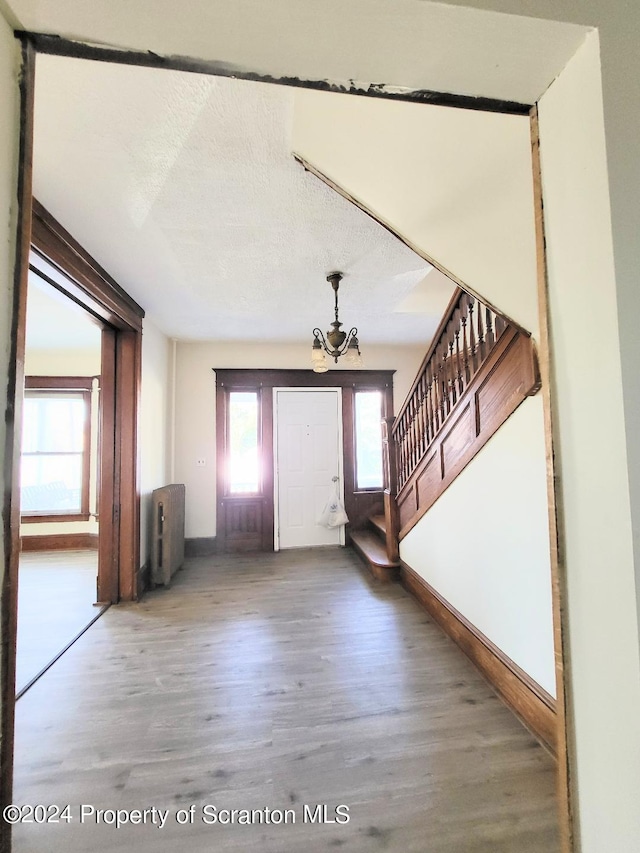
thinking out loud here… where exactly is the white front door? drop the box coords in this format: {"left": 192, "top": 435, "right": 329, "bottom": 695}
{"left": 274, "top": 389, "right": 343, "bottom": 549}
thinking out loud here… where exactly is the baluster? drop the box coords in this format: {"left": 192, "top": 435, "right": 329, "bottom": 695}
{"left": 409, "top": 396, "right": 417, "bottom": 475}
{"left": 417, "top": 373, "right": 427, "bottom": 457}
{"left": 413, "top": 379, "right": 421, "bottom": 463}
{"left": 402, "top": 410, "right": 409, "bottom": 483}
{"left": 448, "top": 336, "right": 456, "bottom": 407}
{"left": 399, "top": 416, "right": 407, "bottom": 486}
{"left": 468, "top": 295, "right": 477, "bottom": 374}
{"left": 431, "top": 357, "right": 441, "bottom": 432}
{"left": 436, "top": 347, "right": 443, "bottom": 420}
{"left": 494, "top": 313, "right": 506, "bottom": 339}
{"left": 426, "top": 363, "right": 435, "bottom": 440}
{"left": 455, "top": 326, "right": 463, "bottom": 397}
{"left": 485, "top": 307, "right": 495, "bottom": 349}
{"left": 476, "top": 300, "right": 485, "bottom": 363}
{"left": 461, "top": 302, "right": 470, "bottom": 385}
{"left": 397, "top": 417, "right": 405, "bottom": 489}
{"left": 441, "top": 343, "right": 449, "bottom": 419}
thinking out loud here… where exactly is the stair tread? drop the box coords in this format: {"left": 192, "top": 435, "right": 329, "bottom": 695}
{"left": 351, "top": 529, "right": 399, "bottom": 568}
{"left": 369, "top": 514, "right": 387, "bottom": 537}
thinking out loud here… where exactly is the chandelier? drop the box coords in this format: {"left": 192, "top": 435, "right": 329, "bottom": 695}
{"left": 311, "top": 272, "right": 363, "bottom": 373}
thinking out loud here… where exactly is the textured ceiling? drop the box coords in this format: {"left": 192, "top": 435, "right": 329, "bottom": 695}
{"left": 33, "top": 55, "right": 455, "bottom": 346}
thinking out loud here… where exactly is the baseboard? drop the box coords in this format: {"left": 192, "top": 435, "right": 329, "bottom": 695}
{"left": 185, "top": 537, "right": 217, "bottom": 557}
{"left": 136, "top": 560, "right": 150, "bottom": 599}
{"left": 21, "top": 533, "right": 99, "bottom": 552}
{"left": 400, "top": 560, "right": 557, "bottom": 756}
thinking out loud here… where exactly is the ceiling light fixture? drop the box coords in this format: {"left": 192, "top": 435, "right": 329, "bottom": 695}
{"left": 311, "top": 272, "right": 363, "bottom": 373}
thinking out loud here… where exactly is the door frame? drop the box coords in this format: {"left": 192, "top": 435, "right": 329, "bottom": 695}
{"left": 273, "top": 387, "right": 345, "bottom": 551}
{"left": 28, "top": 202, "right": 145, "bottom": 604}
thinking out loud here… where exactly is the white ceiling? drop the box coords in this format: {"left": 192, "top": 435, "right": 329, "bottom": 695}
{"left": 26, "top": 270, "right": 102, "bottom": 350}
{"left": 33, "top": 54, "right": 457, "bottom": 346}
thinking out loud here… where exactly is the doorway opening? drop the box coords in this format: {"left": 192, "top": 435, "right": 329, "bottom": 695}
{"left": 16, "top": 272, "right": 106, "bottom": 696}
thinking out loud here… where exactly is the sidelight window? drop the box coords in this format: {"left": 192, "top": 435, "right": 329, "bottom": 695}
{"left": 355, "top": 390, "right": 383, "bottom": 490}
{"left": 228, "top": 391, "right": 260, "bottom": 493}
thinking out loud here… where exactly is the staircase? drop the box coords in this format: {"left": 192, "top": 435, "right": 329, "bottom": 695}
{"left": 350, "top": 513, "right": 400, "bottom": 583}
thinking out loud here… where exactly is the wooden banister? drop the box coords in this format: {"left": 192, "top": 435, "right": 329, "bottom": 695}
{"left": 392, "top": 289, "right": 524, "bottom": 494}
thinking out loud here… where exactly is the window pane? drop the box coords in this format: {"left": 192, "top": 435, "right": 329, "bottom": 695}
{"left": 23, "top": 394, "right": 85, "bottom": 453}
{"left": 355, "top": 391, "right": 383, "bottom": 489}
{"left": 229, "top": 392, "right": 259, "bottom": 493}
{"left": 20, "top": 454, "right": 83, "bottom": 512}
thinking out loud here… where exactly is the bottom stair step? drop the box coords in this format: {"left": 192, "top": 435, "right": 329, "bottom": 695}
{"left": 350, "top": 530, "right": 400, "bottom": 583}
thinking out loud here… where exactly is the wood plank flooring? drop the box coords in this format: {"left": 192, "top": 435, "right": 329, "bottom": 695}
{"left": 13, "top": 547, "right": 560, "bottom": 852}
{"left": 17, "top": 550, "right": 101, "bottom": 694}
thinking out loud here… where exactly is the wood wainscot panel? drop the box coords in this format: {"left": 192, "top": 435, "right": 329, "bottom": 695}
{"left": 398, "top": 481, "right": 418, "bottom": 531}
{"left": 440, "top": 402, "right": 475, "bottom": 477}
{"left": 414, "top": 448, "right": 441, "bottom": 523}
{"left": 219, "top": 498, "right": 265, "bottom": 552}
{"left": 400, "top": 561, "right": 557, "bottom": 755}
{"left": 21, "top": 533, "right": 99, "bottom": 552}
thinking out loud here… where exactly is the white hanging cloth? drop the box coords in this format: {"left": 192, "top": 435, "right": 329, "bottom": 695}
{"left": 318, "top": 477, "right": 349, "bottom": 528}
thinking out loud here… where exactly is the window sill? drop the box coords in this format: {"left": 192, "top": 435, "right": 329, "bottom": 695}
{"left": 21, "top": 512, "right": 91, "bottom": 524}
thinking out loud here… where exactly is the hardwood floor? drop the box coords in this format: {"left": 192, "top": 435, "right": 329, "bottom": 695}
{"left": 13, "top": 547, "right": 559, "bottom": 852}
{"left": 17, "top": 549, "right": 103, "bottom": 694}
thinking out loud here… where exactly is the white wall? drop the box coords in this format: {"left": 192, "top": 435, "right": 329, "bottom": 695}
{"left": 24, "top": 348, "right": 101, "bottom": 376}
{"left": 537, "top": 32, "right": 640, "bottom": 849}
{"left": 139, "top": 317, "right": 172, "bottom": 567}
{"left": 293, "top": 92, "right": 540, "bottom": 339}
{"left": 174, "top": 340, "right": 423, "bottom": 538}
{"left": 401, "top": 397, "right": 555, "bottom": 695}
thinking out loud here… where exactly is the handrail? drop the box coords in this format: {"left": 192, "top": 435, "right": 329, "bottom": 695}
{"left": 392, "top": 289, "right": 515, "bottom": 493}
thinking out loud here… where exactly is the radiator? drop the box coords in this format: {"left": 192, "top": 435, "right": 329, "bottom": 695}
{"left": 151, "top": 484, "right": 186, "bottom": 587}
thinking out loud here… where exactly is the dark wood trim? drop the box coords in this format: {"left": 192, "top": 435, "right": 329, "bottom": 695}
{"left": 98, "top": 326, "right": 117, "bottom": 604}
{"left": 116, "top": 330, "right": 141, "bottom": 602}
{"left": 29, "top": 204, "right": 144, "bottom": 604}
{"left": 1, "top": 41, "right": 36, "bottom": 848}
{"left": 30, "top": 200, "right": 144, "bottom": 330}
{"left": 214, "top": 368, "right": 395, "bottom": 389}
{"left": 21, "top": 513, "right": 91, "bottom": 524}
{"left": 530, "top": 106, "right": 574, "bottom": 851}
{"left": 19, "top": 31, "right": 532, "bottom": 116}
{"left": 24, "top": 375, "right": 96, "bottom": 389}
{"left": 21, "top": 533, "right": 98, "bottom": 552}
{"left": 397, "top": 328, "right": 540, "bottom": 539}
{"left": 400, "top": 560, "right": 557, "bottom": 756}
{"left": 185, "top": 537, "right": 218, "bottom": 557}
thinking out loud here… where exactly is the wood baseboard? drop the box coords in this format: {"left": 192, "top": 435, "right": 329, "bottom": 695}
{"left": 21, "top": 533, "right": 99, "bottom": 552}
{"left": 185, "top": 537, "right": 217, "bottom": 557}
{"left": 400, "top": 560, "right": 557, "bottom": 756}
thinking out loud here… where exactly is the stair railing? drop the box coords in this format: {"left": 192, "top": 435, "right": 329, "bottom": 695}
{"left": 392, "top": 288, "right": 510, "bottom": 494}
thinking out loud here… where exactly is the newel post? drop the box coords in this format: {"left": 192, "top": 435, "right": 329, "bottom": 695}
{"left": 382, "top": 417, "right": 400, "bottom": 563}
